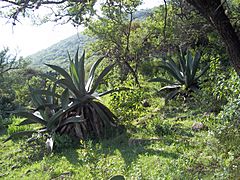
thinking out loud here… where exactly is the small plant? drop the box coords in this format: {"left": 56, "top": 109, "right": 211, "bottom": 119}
{"left": 5, "top": 49, "right": 123, "bottom": 150}
{"left": 150, "top": 49, "right": 209, "bottom": 103}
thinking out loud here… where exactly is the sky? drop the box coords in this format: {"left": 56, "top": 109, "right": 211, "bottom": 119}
{"left": 0, "top": 0, "right": 163, "bottom": 57}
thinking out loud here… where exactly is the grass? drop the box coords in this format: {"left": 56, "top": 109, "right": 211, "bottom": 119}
{"left": 0, "top": 89, "right": 240, "bottom": 179}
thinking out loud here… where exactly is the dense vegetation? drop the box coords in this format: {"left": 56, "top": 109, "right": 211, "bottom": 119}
{"left": 0, "top": 0, "right": 240, "bottom": 179}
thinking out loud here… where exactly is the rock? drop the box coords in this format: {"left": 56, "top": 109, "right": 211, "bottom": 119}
{"left": 142, "top": 99, "right": 150, "bottom": 107}
{"left": 192, "top": 122, "right": 208, "bottom": 131}
{"left": 109, "top": 175, "right": 125, "bottom": 180}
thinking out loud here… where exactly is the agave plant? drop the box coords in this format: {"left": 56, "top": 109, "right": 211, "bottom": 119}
{"left": 44, "top": 50, "right": 122, "bottom": 140}
{"left": 5, "top": 49, "right": 122, "bottom": 149}
{"left": 150, "top": 50, "right": 209, "bottom": 103}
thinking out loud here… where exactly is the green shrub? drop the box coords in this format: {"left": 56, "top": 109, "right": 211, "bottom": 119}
{"left": 214, "top": 123, "right": 240, "bottom": 177}
{"left": 107, "top": 78, "right": 148, "bottom": 124}
{"left": 197, "top": 56, "right": 238, "bottom": 113}
{"left": 0, "top": 79, "right": 16, "bottom": 118}
{"left": 217, "top": 97, "right": 240, "bottom": 123}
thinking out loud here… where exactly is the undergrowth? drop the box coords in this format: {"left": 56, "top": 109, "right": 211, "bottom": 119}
{"left": 0, "top": 84, "right": 239, "bottom": 179}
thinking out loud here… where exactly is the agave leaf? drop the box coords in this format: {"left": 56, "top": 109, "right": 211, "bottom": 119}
{"left": 95, "top": 101, "right": 118, "bottom": 123}
{"left": 52, "top": 83, "right": 58, "bottom": 106}
{"left": 58, "top": 116, "right": 86, "bottom": 128}
{"left": 186, "top": 51, "right": 193, "bottom": 73}
{"left": 18, "top": 119, "right": 39, "bottom": 126}
{"left": 4, "top": 130, "right": 36, "bottom": 143}
{"left": 159, "top": 84, "right": 181, "bottom": 92}
{"left": 37, "top": 128, "right": 48, "bottom": 133}
{"left": 159, "top": 64, "right": 184, "bottom": 84}
{"left": 185, "top": 51, "right": 192, "bottom": 87}
{"left": 67, "top": 51, "right": 72, "bottom": 62}
{"left": 77, "top": 50, "right": 86, "bottom": 95}
{"left": 191, "top": 51, "right": 201, "bottom": 78}
{"left": 70, "top": 61, "right": 80, "bottom": 89}
{"left": 35, "top": 103, "right": 58, "bottom": 112}
{"left": 195, "top": 64, "right": 209, "bottom": 81}
{"left": 15, "top": 111, "right": 47, "bottom": 126}
{"left": 86, "top": 56, "right": 105, "bottom": 92}
{"left": 91, "top": 101, "right": 117, "bottom": 127}
{"left": 45, "top": 64, "right": 73, "bottom": 83}
{"left": 179, "top": 52, "right": 186, "bottom": 73}
{"left": 90, "top": 101, "right": 110, "bottom": 126}
{"left": 29, "top": 88, "right": 49, "bottom": 120}
{"left": 55, "top": 79, "right": 81, "bottom": 98}
{"left": 89, "top": 63, "right": 115, "bottom": 94}
{"left": 74, "top": 123, "right": 84, "bottom": 139}
{"left": 29, "top": 87, "right": 44, "bottom": 107}
{"left": 61, "top": 88, "right": 70, "bottom": 109}
{"left": 88, "top": 105, "right": 102, "bottom": 137}
{"left": 167, "top": 58, "right": 184, "bottom": 79}
{"left": 165, "top": 89, "right": 180, "bottom": 104}
{"left": 47, "top": 102, "right": 79, "bottom": 130}
{"left": 74, "top": 48, "right": 79, "bottom": 68}
{"left": 47, "top": 109, "right": 65, "bottom": 131}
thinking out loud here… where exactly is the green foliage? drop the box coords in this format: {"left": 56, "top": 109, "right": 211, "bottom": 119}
{"left": 53, "top": 133, "right": 79, "bottom": 151}
{"left": 199, "top": 53, "right": 238, "bottom": 113}
{"left": 151, "top": 50, "right": 209, "bottom": 103}
{"left": 218, "top": 98, "right": 240, "bottom": 123}
{"left": 0, "top": 47, "right": 26, "bottom": 76}
{"left": 1, "top": 96, "right": 239, "bottom": 179}
{"left": 13, "top": 74, "right": 43, "bottom": 107}
{"left": 107, "top": 79, "right": 147, "bottom": 123}
{"left": 214, "top": 123, "right": 240, "bottom": 176}
{"left": 6, "top": 49, "right": 122, "bottom": 150}
{"left": 0, "top": 48, "right": 29, "bottom": 118}
{"left": 0, "top": 90, "right": 15, "bottom": 118}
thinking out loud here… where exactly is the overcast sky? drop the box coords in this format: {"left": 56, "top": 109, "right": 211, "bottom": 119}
{"left": 0, "top": 0, "right": 163, "bottom": 57}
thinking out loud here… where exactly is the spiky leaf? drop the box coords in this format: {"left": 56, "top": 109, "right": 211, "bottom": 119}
{"left": 86, "top": 56, "right": 105, "bottom": 92}
{"left": 4, "top": 131, "right": 36, "bottom": 142}
{"left": 90, "top": 63, "right": 115, "bottom": 94}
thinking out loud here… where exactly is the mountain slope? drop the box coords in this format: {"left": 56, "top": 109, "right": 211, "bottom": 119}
{"left": 28, "top": 34, "right": 92, "bottom": 68}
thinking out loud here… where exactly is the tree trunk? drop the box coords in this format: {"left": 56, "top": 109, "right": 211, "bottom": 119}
{"left": 185, "top": 0, "right": 240, "bottom": 75}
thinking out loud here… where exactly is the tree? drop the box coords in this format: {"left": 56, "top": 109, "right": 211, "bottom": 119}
{"left": 0, "top": 48, "right": 27, "bottom": 118}
{"left": 0, "top": 48, "right": 25, "bottom": 77}
{"left": 184, "top": 0, "right": 240, "bottom": 75}
{"left": 0, "top": 0, "right": 96, "bottom": 25}
{"left": 86, "top": 0, "right": 145, "bottom": 85}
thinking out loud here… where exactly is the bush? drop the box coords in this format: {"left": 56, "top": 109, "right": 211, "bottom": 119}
{"left": 107, "top": 78, "right": 148, "bottom": 124}
{"left": 0, "top": 80, "right": 16, "bottom": 118}
{"left": 217, "top": 97, "right": 240, "bottom": 123}
{"left": 198, "top": 56, "right": 239, "bottom": 113}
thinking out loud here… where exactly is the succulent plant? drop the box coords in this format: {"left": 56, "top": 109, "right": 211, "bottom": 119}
{"left": 150, "top": 50, "right": 209, "bottom": 103}
{"left": 5, "top": 49, "right": 123, "bottom": 150}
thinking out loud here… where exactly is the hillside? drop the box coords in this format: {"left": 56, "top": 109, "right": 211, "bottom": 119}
{"left": 27, "top": 8, "right": 154, "bottom": 69}
{"left": 28, "top": 34, "right": 93, "bottom": 68}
